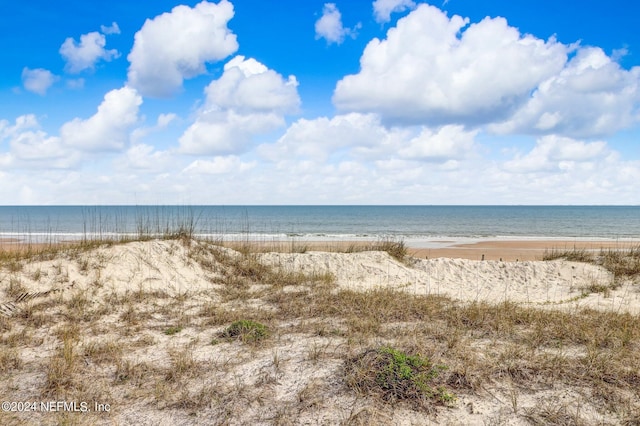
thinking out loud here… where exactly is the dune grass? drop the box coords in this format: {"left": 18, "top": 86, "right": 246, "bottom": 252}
{"left": 544, "top": 245, "right": 640, "bottom": 288}
{"left": 0, "top": 224, "right": 639, "bottom": 423}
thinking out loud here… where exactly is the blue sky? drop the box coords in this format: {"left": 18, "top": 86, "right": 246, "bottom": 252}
{"left": 1, "top": 0, "right": 639, "bottom": 204}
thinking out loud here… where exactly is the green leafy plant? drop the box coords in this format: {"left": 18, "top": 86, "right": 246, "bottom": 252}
{"left": 345, "top": 346, "right": 454, "bottom": 407}
{"left": 164, "top": 326, "right": 183, "bottom": 336}
{"left": 220, "top": 320, "right": 269, "bottom": 343}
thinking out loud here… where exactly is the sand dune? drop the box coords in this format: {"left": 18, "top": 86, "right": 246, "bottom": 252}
{"left": 4, "top": 240, "right": 633, "bottom": 314}
{"left": 259, "top": 250, "right": 638, "bottom": 312}
{"left": 1, "top": 239, "right": 639, "bottom": 425}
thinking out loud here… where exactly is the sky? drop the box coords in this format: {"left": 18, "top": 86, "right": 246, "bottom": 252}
{"left": 1, "top": 0, "right": 639, "bottom": 205}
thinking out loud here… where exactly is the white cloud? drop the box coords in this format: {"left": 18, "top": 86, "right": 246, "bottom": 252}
{"left": 127, "top": 0, "right": 238, "bottom": 97}
{"left": 180, "top": 110, "right": 284, "bottom": 155}
{"left": 21, "top": 68, "right": 57, "bottom": 95}
{"left": 333, "top": 4, "right": 568, "bottom": 125}
{"left": 61, "top": 86, "right": 142, "bottom": 151}
{"left": 182, "top": 155, "right": 256, "bottom": 174}
{"left": 121, "top": 143, "right": 173, "bottom": 171}
{"left": 206, "top": 56, "right": 300, "bottom": 114}
{"left": 315, "top": 3, "right": 360, "bottom": 45}
{"left": 372, "top": 0, "right": 416, "bottom": 23}
{"left": 0, "top": 115, "right": 78, "bottom": 168}
{"left": 60, "top": 31, "right": 120, "bottom": 73}
{"left": 490, "top": 47, "right": 640, "bottom": 138}
{"left": 260, "top": 113, "right": 477, "bottom": 166}
{"left": 10, "top": 131, "right": 64, "bottom": 162}
{"left": 260, "top": 113, "right": 393, "bottom": 162}
{"left": 504, "top": 135, "right": 610, "bottom": 173}
{"left": 336, "top": 4, "right": 640, "bottom": 138}
{"left": 398, "top": 125, "right": 478, "bottom": 161}
{"left": 66, "top": 78, "right": 85, "bottom": 90}
{"left": 2, "top": 123, "right": 639, "bottom": 204}
{"left": 131, "top": 113, "right": 178, "bottom": 143}
{"left": 179, "top": 56, "right": 300, "bottom": 155}
{"left": 1, "top": 115, "right": 39, "bottom": 139}
{"left": 157, "top": 113, "right": 178, "bottom": 128}
{"left": 100, "top": 22, "right": 121, "bottom": 35}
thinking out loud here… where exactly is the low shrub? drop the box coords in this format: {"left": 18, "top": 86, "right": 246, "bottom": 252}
{"left": 220, "top": 320, "right": 269, "bottom": 343}
{"left": 345, "top": 346, "right": 454, "bottom": 408}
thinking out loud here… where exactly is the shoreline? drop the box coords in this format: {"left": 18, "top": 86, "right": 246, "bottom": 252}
{"left": 2, "top": 237, "right": 638, "bottom": 261}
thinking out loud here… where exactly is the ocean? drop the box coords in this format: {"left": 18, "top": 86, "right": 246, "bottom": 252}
{"left": 0, "top": 205, "right": 639, "bottom": 245}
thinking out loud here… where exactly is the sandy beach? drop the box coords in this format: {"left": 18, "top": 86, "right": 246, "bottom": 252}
{"left": 408, "top": 239, "right": 640, "bottom": 261}
{"left": 1, "top": 238, "right": 639, "bottom": 425}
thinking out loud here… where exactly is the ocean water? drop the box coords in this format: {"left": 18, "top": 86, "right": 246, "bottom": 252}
{"left": 0, "top": 205, "right": 639, "bottom": 244}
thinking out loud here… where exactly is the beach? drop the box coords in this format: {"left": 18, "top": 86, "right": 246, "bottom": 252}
{"left": 407, "top": 239, "right": 640, "bottom": 261}
{"left": 1, "top": 237, "right": 639, "bottom": 425}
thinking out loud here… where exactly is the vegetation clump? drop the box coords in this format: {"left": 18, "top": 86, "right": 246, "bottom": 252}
{"left": 543, "top": 245, "right": 640, "bottom": 279}
{"left": 220, "top": 320, "right": 269, "bottom": 343}
{"left": 542, "top": 248, "right": 593, "bottom": 263}
{"left": 599, "top": 246, "right": 640, "bottom": 277}
{"left": 345, "top": 237, "right": 408, "bottom": 262}
{"left": 373, "top": 238, "right": 408, "bottom": 262}
{"left": 345, "top": 346, "right": 454, "bottom": 408}
{"left": 164, "top": 326, "right": 183, "bottom": 336}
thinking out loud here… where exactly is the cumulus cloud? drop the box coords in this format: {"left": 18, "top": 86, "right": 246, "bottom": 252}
{"left": 315, "top": 3, "right": 360, "bottom": 45}
{"left": 398, "top": 125, "right": 478, "bottom": 161}
{"left": 156, "top": 113, "right": 178, "bottom": 128}
{"left": 131, "top": 113, "right": 178, "bottom": 143}
{"left": 60, "top": 31, "right": 120, "bottom": 73}
{"left": 127, "top": 0, "right": 238, "bottom": 97}
{"left": 120, "top": 143, "right": 173, "bottom": 171}
{"left": 0, "top": 116, "right": 61, "bottom": 162}
{"left": 100, "top": 22, "right": 121, "bottom": 35}
{"left": 205, "top": 56, "right": 300, "bottom": 113}
{"left": 0, "top": 115, "right": 77, "bottom": 168}
{"left": 179, "top": 55, "right": 300, "bottom": 155}
{"left": 372, "top": 0, "right": 416, "bottom": 23}
{"left": 260, "top": 113, "right": 394, "bottom": 162}
{"left": 504, "top": 135, "right": 610, "bottom": 173}
{"left": 61, "top": 86, "right": 142, "bottom": 151}
{"left": 333, "top": 4, "right": 568, "bottom": 125}
{"left": 490, "top": 47, "right": 640, "bottom": 138}
{"left": 260, "top": 113, "right": 477, "bottom": 166}
{"left": 1, "top": 115, "right": 40, "bottom": 139}
{"left": 182, "top": 155, "right": 256, "bottom": 174}
{"left": 21, "top": 68, "right": 57, "bottom": 95}
{"left": 336, "top": 4, "right": 640, "bottom": 138}
{"left": 9, "top": 131, "right": 66, "bottom": 163}
{"left": 180, "top": 111, "right": 284, "bottom": 155}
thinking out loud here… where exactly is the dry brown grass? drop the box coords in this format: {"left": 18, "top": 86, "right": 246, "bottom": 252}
{"left": 44, "top": 325, "right": 81, "bottom": 395}
{"left": 0, "top": 347, "right": 23, "bottom": 373}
